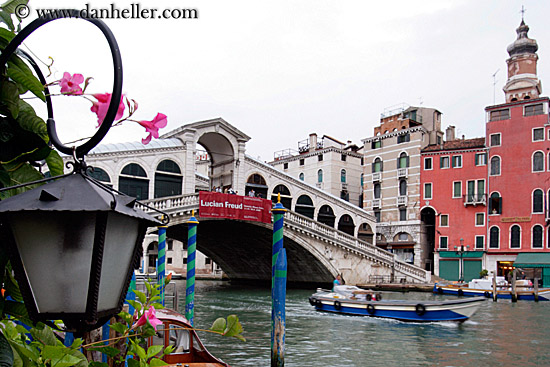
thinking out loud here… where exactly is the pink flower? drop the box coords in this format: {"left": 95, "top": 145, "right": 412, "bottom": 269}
{"left": 134, "top": 306, "right": 163, "bottom": 330}
{"left": 60, "top": 72, "right": 84, "bottom": 95}
{"left": 138, "top": 113, "right": 167, "bottom": 145}
{"left": 90, "top": 93, "right": 125, "bottom": 127}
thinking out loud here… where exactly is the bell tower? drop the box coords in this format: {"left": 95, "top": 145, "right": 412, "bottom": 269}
{"left": 503, "top": 18, "right": 542, "bottom": 102}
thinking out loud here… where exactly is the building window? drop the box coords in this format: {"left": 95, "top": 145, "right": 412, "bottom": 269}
{"left": 341, "top": 154, "right": 347, "bottom": 161}
{"left": 399, "top": 208, "right": 407, "bottom": 221}
{"left": 397, "top": 133, "right": 410, "bottom": 144}
{"left": 533, "top": 225, "right": 543, "bottom": 248}
{"left": 510, "top": 225, "right": 521, "bottom": 249}
{"left": 372, "top": 157, "right": 383, "bottom": 172}
{"left": 372, "top": 140, "right": 381, "bottom": 149}
{"left": 167, "top": 240, "right": 173, "bottom": 251}
{"left": 317, "top": 169, "right": 323, "bottom": 183}
{"left": 398, "top": 153, "right": 409, "bottom": 168}
{"left": 89, "top": 167, "right": 111, "bottom": 184}
{"left": 205, "top": 257, "right": 212, "bottom": 265}
{"left": 361, "top": 158, "right": 364, "bottom": 165}
{"left": 533, "top": 128, "right": 545, "bottom": 141}
{"left": 489, "top": 192, "right": 502, "bottom": 214}
{"left": 424, "top": 183, "right": 432, "bottom": 200}
{"left": 120, "top": 163, "right": 149, "bottom": 200}
{"left": 399, "top": 179, "right": 407, "bottom": 196}
{"left": 374, "top": 183, "right": 381, "bottom": 199}
{"left": 283, "top": 163, "right": 288, "bottom": 169}
{"left": 452, "top": 155, "right": 462, "bottom": 168}
{"left": 155, "top": 160, "right": 183, "bottom": 199}
{"left": 525, "top": 103, "right": 544, "bottom": 116}
{"left": 489, "top": 227, "right": 500, "bottom": 249}
{"left": 490, "top": 156, "right": 501, "bottom": 176}
{"left": 533, "top": 151, "right": 544, "bottom": 172}
{"left": 440, "top": 236, "right": 448, "bottom": 249}
{"left": 183, "top": 257, "right": 187, "bottom": 264}
{"left": 360, "top": 173, "right": 364, "bottom": 187}
{"left": 490, "top": 133, "right": 501, "bottom": 147}
{"left": 475, "top": 153, "right": 487, "bottom": 166}
{"left": 440, "top": 214, "right": 449, "bottom": 227}
{"left": 299, "top": 172, "right": 304, "bottom": 181}
{"left": 340, "top": 169, "right": 346, "bottom": 183}
{"left": 374, "top": 210, "right": 381, "bottom": 223}
{"left": 490, "top": 109, "right": 510, "bottom": 121}
{"left": 453, "top": 181, "right": 462, "bottom": 198}
{"left": 440, "top": 156, "right": 450, "bottom": 169}
{"left": 318, "top": 154, "right": 323, "bottom": 162}
{"left": 466, "top": 180, "right": 485, "bottom": 203}
{"left": 533, "top": 189, "right": 544, "bottom": 213}
{"left": 475, "top": 213, "right": 485, "bottom": 226}
{"left": 475, "top": 236, "right": 484, "bottom": 250}
{"left": 299, "top": 158, "right": 305, "bottom": 166}
{"left": 167, "top": 257, "right": 172, "bottom": 265}
{"left": 424, "top": 157, "right": 432, "bottom": 170}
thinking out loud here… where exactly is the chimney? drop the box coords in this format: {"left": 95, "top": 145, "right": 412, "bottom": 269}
{"left": 445, "top": 126, "right": 456, "bottom": 141}
{"left": 309, "top": 133, "right": 317, "bottom": 152}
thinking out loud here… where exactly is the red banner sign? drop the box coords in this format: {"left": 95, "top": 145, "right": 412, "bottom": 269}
{"left": 199, "top": 191, "right": 272, "bottom": 224}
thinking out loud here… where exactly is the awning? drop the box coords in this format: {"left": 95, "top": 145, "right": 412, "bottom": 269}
{"left": 439, "top": 251, "right": 483, "bottom": 259}
{"left": 514, "top": 253, "right": 550, "bottom": 268}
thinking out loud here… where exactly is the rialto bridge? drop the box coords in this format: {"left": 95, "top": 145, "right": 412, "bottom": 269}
{"left": 78, "top": 118, "right": 430, "bottom": 285}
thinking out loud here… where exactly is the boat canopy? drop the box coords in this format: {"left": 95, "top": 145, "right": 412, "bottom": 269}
{"left": 514, "top": 253, "right": 550, "bottom": 268}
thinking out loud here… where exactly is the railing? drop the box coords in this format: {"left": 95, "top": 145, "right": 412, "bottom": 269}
{"left": 341, "top": 182, "right": 348, "bottom": 190}
{"left": 372, "top": 199, "right": 381, "bottom": 208}
{"left": 397, "top": 196, "right": 407, "bottom": 206}
{"left": 397, "top": 167, "right": 408, "bottom": 178}
{"left": 139, "top": 193, "right": 199, "bottom": 214}
{"left": 463, "top": 194, "right": 487, "bottom": 206}
{"left": 372, "top": 172, "right": 382, "bottom": 182}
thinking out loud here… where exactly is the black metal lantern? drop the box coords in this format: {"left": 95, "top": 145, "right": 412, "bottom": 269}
{"left": 0, "top": 10, "right": 165, "bottom": 332}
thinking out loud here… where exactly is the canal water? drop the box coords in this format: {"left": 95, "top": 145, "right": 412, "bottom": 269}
{"left": 174, "top": 280, "right": 550, "bottom": 366}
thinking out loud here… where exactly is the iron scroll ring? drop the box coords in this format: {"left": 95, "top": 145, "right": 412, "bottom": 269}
{"left": 0, "top": 9, "right": 123, "bottom": 159}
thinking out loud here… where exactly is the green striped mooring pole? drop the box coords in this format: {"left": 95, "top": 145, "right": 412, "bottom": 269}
{"left": 271, "top": 194, "right": 287, "bottom": 367}
{"left": 185, "top": 210, "right": 199, "bottom": 326}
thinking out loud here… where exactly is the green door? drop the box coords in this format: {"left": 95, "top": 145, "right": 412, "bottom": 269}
{"left": 464, "top": 260, "right": 482, "bottom": 282}
{"left": 439, "top": 260, "right": 459, "bottom": 281}
{"left": 543, "top": 268, "right": 550, "bottom": 288}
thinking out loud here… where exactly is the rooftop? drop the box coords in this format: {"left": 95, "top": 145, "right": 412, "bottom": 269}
{"left": 422, "top": 137, "right": 485, "bottom": 152}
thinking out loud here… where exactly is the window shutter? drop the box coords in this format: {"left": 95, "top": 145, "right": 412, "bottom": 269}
{"left": 440, "top": 157, "right": 444, "bottom": 168}
{"left": 380, "top": 161, "right": 384, "bottom": 172}
{"left": 397, "top": 157, "right": 400, "bottom": 169}
{"left": 406, "top": 156, "right": 410, "bottom": 168}
{"left": 371, "top": 163, "right": 375, "bottom": 173}
{"left": 499, "top": 197, "right": 502, "bottom": 214}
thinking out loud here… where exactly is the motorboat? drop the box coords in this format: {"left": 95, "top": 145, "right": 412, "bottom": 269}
{"left": 309, "top": 285, "right": 484, "bottom": 322}
{"left": 434, "top": 277, "right": 550, "bottom": 301}
{"left": 148, "top": 308, "right": 231, "bottom": 366}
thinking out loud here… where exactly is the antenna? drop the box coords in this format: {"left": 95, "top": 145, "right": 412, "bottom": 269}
{"left": 520, "top": 5, "right": 526, "bottom": 21}
{"left": 492, "top": 69, "right": 499, "bottom": 105}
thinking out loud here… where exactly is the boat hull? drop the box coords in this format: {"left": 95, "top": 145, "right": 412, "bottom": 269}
{"left": 309, "top": 295, "right": 485, "bottom": 322}
{"left": 433, "top": 284, "right": 550, "bottom": 301}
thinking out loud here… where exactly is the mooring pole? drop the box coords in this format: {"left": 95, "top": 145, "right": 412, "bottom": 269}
{"left": 271, "top": 194, "right": 287, "bottom": 367}
{"left": 185, "top": 211, "right": 199, "bottom": 326}
{"left": 158, "top": 225, "right": 167, "bottom": 306}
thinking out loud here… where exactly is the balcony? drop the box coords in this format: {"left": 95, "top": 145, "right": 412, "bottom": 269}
{"left": 397, "top": 196, "right": 407, "bottom": 206}
{"left": 397, "top": 167, "right": 408, "bottom": 178}
{"left": 463, "top": 194, "right": 487, "bottom": 206}
{"left": 372, "top": 199, "right": 381, "bottom": 208}
{"left": 372, "top": 172, "right": 382, "bottom": 182}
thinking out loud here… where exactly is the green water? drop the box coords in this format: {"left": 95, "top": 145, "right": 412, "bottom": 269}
{"left": 174, "top": 280, "right": 550, "bottom": 366}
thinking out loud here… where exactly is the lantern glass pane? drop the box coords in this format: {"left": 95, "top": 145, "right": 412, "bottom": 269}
{"left": 11, "top": 212, "right": 95, "bottom": 313}
{"left": 97, "top": 213, "right": 139, "bottom": 311}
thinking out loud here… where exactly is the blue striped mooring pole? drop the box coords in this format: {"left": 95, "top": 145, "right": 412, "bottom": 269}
{"left": 271, "top": 194, "right": 287, "bottom": 367}
{"left": 185, "top": 210, "right": 199, "bottom": 326}
{"left": 157, "top": 225, "right": 167, "bottom": 306}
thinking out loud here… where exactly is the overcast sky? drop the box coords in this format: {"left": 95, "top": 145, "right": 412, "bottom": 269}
{"left": 19, "top": 0, "right": 550, "bottom": 161}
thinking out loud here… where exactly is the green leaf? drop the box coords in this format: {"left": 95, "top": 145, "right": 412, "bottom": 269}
{"left": 42, "top": 345, "right": 83, "bottom": 367}
{"left": 145, "top": 345, "right": 163, "bottom": 360}
{"left": 134, "top": 290, "right": 147, "bottom": 305}
{"left": 30, "top": 323, "right": 57, "bottom": 347}
{"left": 1, "top": 0, "right": 29, "bottom": 15}
{"left": 118, "top": 311, "right": 133, "bottom": 326}
{"left": 16, "top": 101, "right": 48, "bottom": 142}
{"left": 127, "top": 359, "right": 139, "bottom": 367}
{"left": 144, "top": 282, "right": 152, "bottom": 295}
{"left": 161, "top": 345, "right": 174, "bottom": 356}
{"left": 223, "top": 315, "right": 245, "bottom": 341}
{"left": 0, "top": 27, "right": 14, "bottom": 42}
{"left": 70, "top": 339, "right": 83, "bottom": 349}
{"left": 86, "top": 346, "right": 121, "bottom": 359}
{"left": 89, "top": 362, "right": 109, "bottom": 367}
{"left": 109, "top": 322, "right": 127, "bottom": 335}
{"left": 134, "top": 343, "right": 146, "bottom": 360}
{"left": 45, "top": 149, "right": 64, "bottom": 177}
{"left": 148, "top": 357, "right": 168, "bottom": 366}
{"left": 126, "top": 300, "right": 141, "bottom": 314}
{"left": 7, "top": 59, "right": 45, "bottom": 102}
{"left": 0, "top": 78, "right": 19, "bottom": 118}
{"left": 4, "top": 269, "right": 23, "bottom": 302}
{"left": 151, "top": 303, "right": 164, "bottom": 310}
{"left": 0, "top": 10, "right": 14, "bottom": 31}
{"left": 3, "top": 301, "right": 31, "bottom": 325}
{"left": 66, "top": 348, "right": 88, "bottom": 367}
{"left": 210, "top": 318, "right": 226, "bottom": 333}
{"left": 0, "top": 162, "right": 43, "bottom": 199}
{"left": 0, "top": 331, "right": 14, "bottom": 367}
{"left": 0, "top": 165, "right": 10, "bottom": 188}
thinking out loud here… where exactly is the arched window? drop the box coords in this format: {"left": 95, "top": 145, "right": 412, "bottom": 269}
{"left": 317, "top": 169, "right": 323, "bottom": 183}
{"left": 360, "top": 173, "right": 364, "bottom": 187}
{"left": 399, "top": 179, "right": 407, "bottom": 196}
{"left": 299, "top": 172, "right": 304, "bottom": 181}
{"left": 317, "top": 205, "right": 336, "bottom": 227}
{"left": 295, "top": 195, "right": 314, "bottom": 219}
{"left": 533, "top": 225, "right": 543, "bottom": 248}
{"left": 337, "top": 214, "right": 355, "bottom": 236}
{"left": 271, "top": 184, "right": 292, "bottom": 209}
{"left": 489, "top": 192, "right": 502, "bottom": 215}
{"left": 340, "top": 169, "right": 346, "bottom": 183}
{"left": 89, "top": 167, "right": 111, "bottom": 184}
{"left": 490, "top": 156, "right": 500, "bottom": 176}
{"left": 510, "top": 225, "right": 521, "bottom": 248}
{"left": 533, "top": 189, "right": 544, "bottom": 213}
{"left": 398, "top": 152, "right": 409, "bottom": 168}
{"left": 374, "top": 183, "right": 381, "bottom": 199}
{"left": 119, "top": 163, "right": 149, "bottom": 200}
{"left": 154, "top": 159, "right": 182, "bottom": 198}
{"left": 372, "top": 157, "right": 382, "bottom": 173}
{"left": 489, "top": 227, "right": 500, "bottom": 248}
{"left": 246, "top": 174, "right": 268, "bottom": 198}
{"left": 533, "top": 151, "right": 544, "bottom": 172}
